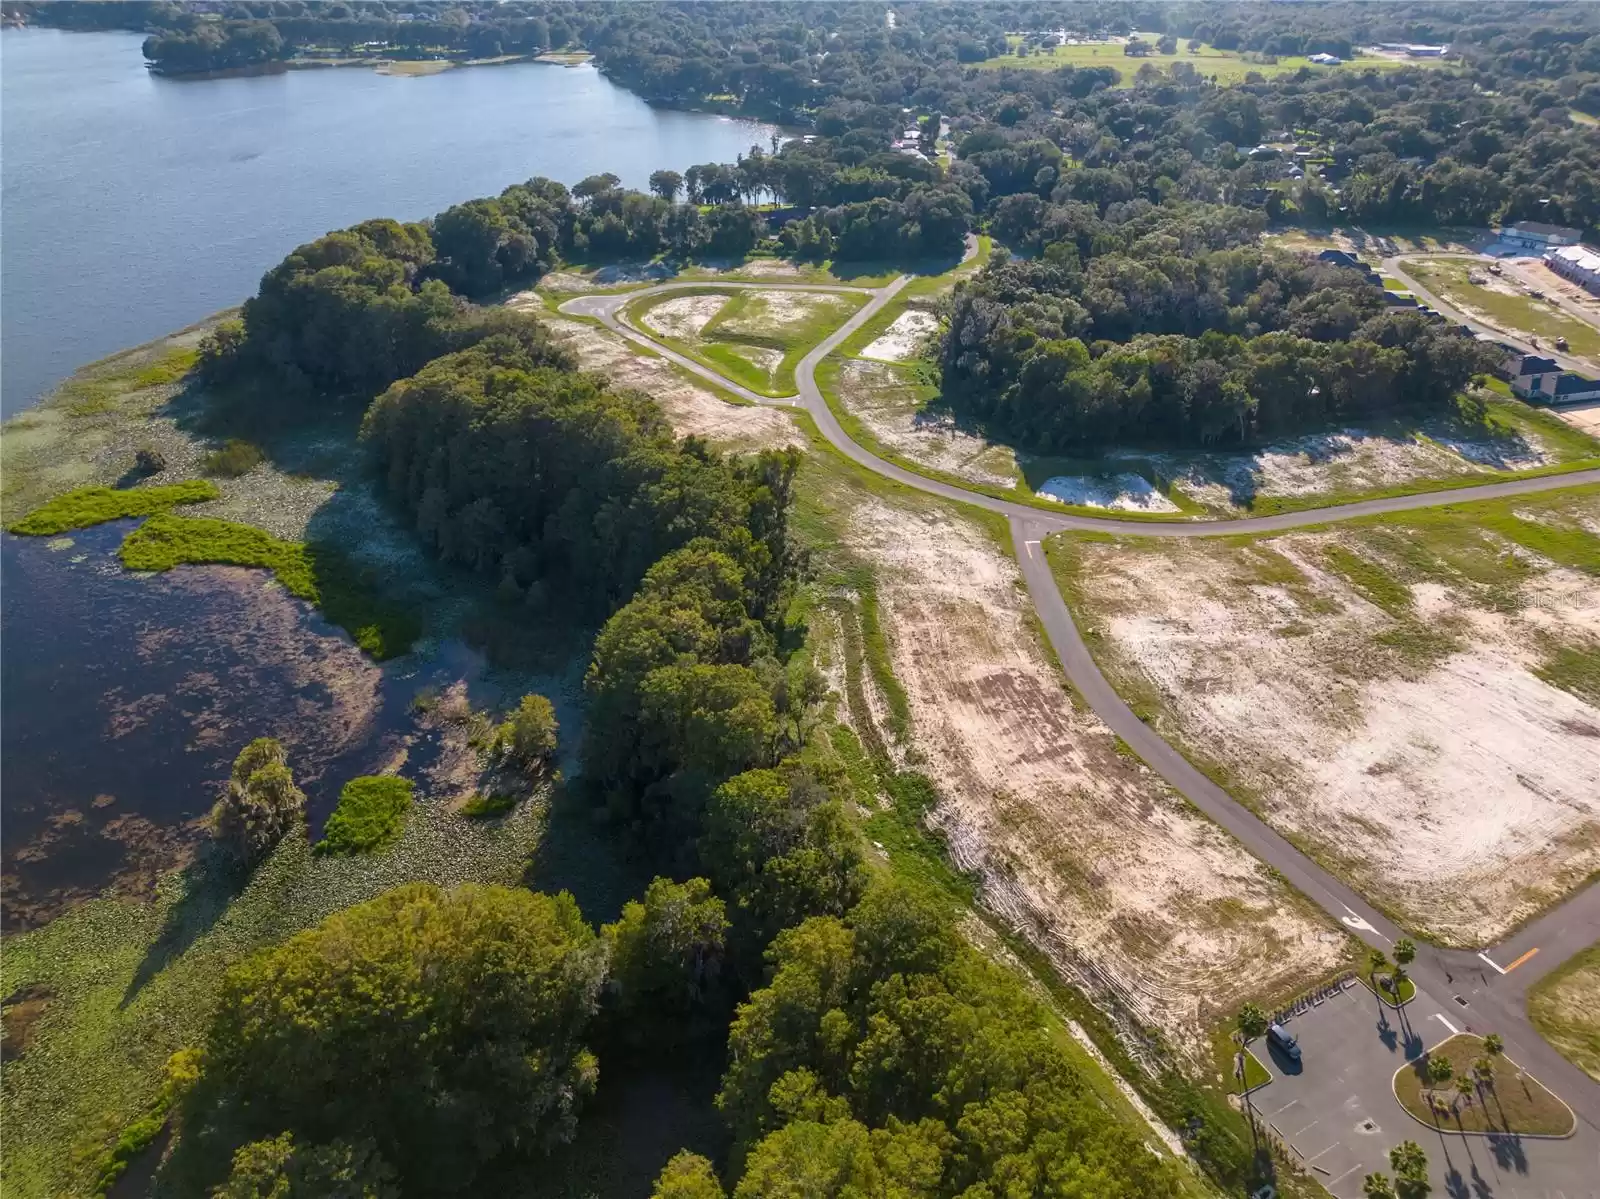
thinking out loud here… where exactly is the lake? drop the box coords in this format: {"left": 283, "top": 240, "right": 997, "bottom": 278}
{"left": 0, "top": 28, "right": 775, "bottom": 924}
{"left": 0, "top": 27, "right": 780, "bottom": 415}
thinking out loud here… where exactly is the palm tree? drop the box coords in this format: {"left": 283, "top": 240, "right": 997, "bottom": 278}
{"left": 1472, "top": 1055, "right": 1495, "bottom": 1092}
{"left": 1389, "top": 1140, "right": 1430, "bottom": 1199}
{"left": 1455, "top": 1075, "right": 1475, "bottom": 1114}
{"left": 1484, "top": 1032, "right": 1504, "bottom": 1058}
{"left": 1363, "top": 1172, "right": 1398, "bottom": 1199}
{"left": 1391, "top": 938, "right": 1415, "bottom": 998}
{"left": 1427, "top": 1054, "right": 1454, "bottom": 1087}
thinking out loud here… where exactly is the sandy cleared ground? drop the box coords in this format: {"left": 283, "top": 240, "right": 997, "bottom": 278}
{"left": 833, "top": 359, "right": 1020, "bottom": 488}
{"left": 1528, "top": 945, "right": 1600, "bottom": 1082}
{"left": 861, "top": 310, "right": 940, "bottom": 362}
{"left": 1557, "top": 400, "right": 1600, "bottom": 438}
{"left": 841, "top": 495, "right": 1347, "bottom": 1049}
{"left": 1169, "top": 425, "right": 1553, "bottom": 511}
{"left": 1065, "top": 498, "right": 1600, "bottom": 945}
{"left": 1037, "top": 472, "right": 1180, "bottom": 512}
{"left": 639, "top": 293, "right": 730, "bottom": 341}
{"left": 542, "top": 318, "right": 802, "bottom": 451}
{"left": 715, "top": 290, "right": 854, "bottom": 339}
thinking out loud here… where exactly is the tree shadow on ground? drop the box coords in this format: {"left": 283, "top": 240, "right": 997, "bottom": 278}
{"left": 121, "top": 848, "right": 250, "bottom": 1007}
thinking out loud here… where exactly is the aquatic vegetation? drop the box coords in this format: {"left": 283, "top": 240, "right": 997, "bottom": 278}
{"left": 200, "top": 439, "right": 264, "bottom": 478}
{"left": 117, "top": 514, "right": 420, "bottom": 660}
{"left": 316, "top": 777, "right": 415, "bottom": 856}
{"left": 7, "top": 480, "right": 217, "bottom": 536}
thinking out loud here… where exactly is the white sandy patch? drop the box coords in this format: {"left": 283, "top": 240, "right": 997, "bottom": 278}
{"left": 640, "top": 294, "right": 730, "bottom": 341}
{"left": 1036, "top": 473, "right": 1180, "bottom": 513}
{"left": 1077, "top": 534, "right": 1600, "bottom": 944}
{"left": 844, "top": 498, "right": 1344, "bottom": 1050}
{"left": 543, "top": 318, "right": 802, "bottom": 451}
{"left": 861, "top": 310, "right": 940, "bottom": 362}
{"left": 718, "top": 290, "right": 852, "bottom": 339}
{"left": 835, "top": 360, "right": 1019, "bottom": 489}
{"left": 1171, "top": 427, "right": 1553, "bottom": 511}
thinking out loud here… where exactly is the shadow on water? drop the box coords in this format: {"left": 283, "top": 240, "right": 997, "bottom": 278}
{"left": 121, "top": 850, "right": 249, "bottom": 1007}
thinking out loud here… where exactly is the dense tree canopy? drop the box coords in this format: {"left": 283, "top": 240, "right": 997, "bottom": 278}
{"left": 176, "top": 884, "right": 605, "bottom": 1194}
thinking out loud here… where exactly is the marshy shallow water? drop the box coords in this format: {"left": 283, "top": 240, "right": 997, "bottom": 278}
{"left": 0, "top": 521, "right": 574, "bottom": 930}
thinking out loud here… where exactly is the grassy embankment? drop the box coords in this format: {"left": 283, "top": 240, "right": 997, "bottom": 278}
{"left": 1393, "top": 1034, "right": 1575, "bottom": 1136}
{"left": 1528, "top": 943, "right": 1600, "bottom": 1082}
{"left": 979, "top": 34, "right": 1442, "bottom": 83}
{"left": 624, "top": 286, "right": 869, "bottom": 397}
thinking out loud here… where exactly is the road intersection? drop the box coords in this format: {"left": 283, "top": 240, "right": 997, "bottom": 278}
{"left": 560, "top": 259, "right": 1600, "bottom": 1168}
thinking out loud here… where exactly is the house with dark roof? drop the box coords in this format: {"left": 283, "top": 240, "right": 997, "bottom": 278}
{"left": 1503, "top": 354, "right": 1561, "bottom": 397}
{"left": 1536, "top": 373, "right": 1600, "bottom": 405}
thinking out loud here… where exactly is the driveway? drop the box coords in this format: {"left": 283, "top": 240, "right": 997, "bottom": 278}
{"left": 1249, "top": 986, "right": 1600, "bottom": 1198}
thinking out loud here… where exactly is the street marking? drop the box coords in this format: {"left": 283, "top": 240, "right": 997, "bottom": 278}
{"left": 1433, "top": 1013, "right": 1461, "bottom": 1035}
{"left": 1477, "top": 952, "right": 1506, "bottom": 975}
{"left": 1503, "top": 947, "right": 1539, "bottom": 973}
{"left": 1339, "top": 904, "right": 1383, "bottom": 937}
{"left": 1024, "top": 539, "right": 1040, "bottom": 558}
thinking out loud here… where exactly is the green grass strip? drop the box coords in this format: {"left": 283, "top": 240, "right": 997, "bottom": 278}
{"left": 7, "top": 481, "right": 218, "bottom": 536}
{"left": 118, "top": 513, "right": 420, "bottom": 660}
{"left": 316, "top": 776, "right": 415, "bottom": 855}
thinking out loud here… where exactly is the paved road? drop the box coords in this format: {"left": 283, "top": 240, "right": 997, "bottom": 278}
{"left": 1384, "top": 253, "right": 1593, "bottom": 374}
{"left": 560, "top": 269, "right": 1600, "bottom": 1137}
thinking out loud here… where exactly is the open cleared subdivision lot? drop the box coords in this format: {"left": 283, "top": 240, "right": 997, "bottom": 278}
{"left": 1049, "top": 486, "right": 1600, "bottom": 946}
{"left": 624, "top": 287, "right": 868, "bottom": 396}
{"left": 794, "top": 449, "right": 1350, "bottom": 1053}
{"left": 1401, "top": 256, "right": 1600, "bottom": 372}
{"left": 826, "top": 345, "right": 1596, "bottom": 515}
{"left": 1528, "top": 943, "right": 1600, "bottom": 1083}
{"left": 522, "top": 308, "right": 804, "bottom": 452}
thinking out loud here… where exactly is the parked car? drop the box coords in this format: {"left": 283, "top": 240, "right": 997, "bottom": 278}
{"left": 1268, "top": 1022, "right": 1302, "bottom": 1062}
{"left": 1555, "top": 336, "right": 1569, "bottom": 351}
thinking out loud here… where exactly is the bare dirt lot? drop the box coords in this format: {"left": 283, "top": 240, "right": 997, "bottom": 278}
{"left": 830, "top": 486, "right": 1348, "bottom": 1050}
{"left": 860, "top": 309, "right": 940, "bottom": 362}
{"left": 638, "top": 293, "right": 730, "bottom": 341}
{"left": 540, "top": 317, "right": 802, "bottom": 451}
{"left": 1058, "top": 489, "right": 1600, "bottom": 946}
{"left": 833, "top": 359, "right": 1020, "bottom": 489}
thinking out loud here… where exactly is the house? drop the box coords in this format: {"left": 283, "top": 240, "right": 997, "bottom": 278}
{"left": 1308, "top": 53, "right": 1343, "bottom": 65}
{"left": 1382, "top": 291, "right": 1418, "bottom": 307}
{"left": 1504, "top": 354, "right": 1561, "bottom": 396}
{"left": 1545, "top": 245, "right": 1600, "bottom": 295}
{"left": 1317, "top": 249, "right": 1361, "bottom": 269}
{"left": 1499, "top": 221, "right": 1583, "bottom": 252}
{"left": 1405, "top": 44, "right": 1447, "bottom": 57}
{"left": 1526, "top": 372, "right": 1600, "bottom": 405}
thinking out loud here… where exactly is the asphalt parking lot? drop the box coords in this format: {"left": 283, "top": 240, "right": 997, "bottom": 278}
{"left": 1246, "top": 984, "right": 1600, "bottom": 1198}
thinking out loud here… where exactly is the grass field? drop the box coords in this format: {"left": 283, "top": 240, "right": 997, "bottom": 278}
{"left": 1528, "top": 943, "right": 1600, "bottom": 1082}
{"left": 625, "top": 286, "right": 868, "bottom": 397}
{"left": 977, "top": 35, "right": 1440, "bottom": 85}
{"left": 1402, "top": 256, "right": 1600, "bottom": 361}
{"left": 1393, "top": 1034, "right": 1574, "bottom": 1136}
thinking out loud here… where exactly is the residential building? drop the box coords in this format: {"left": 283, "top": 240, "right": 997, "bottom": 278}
{"left": 1308, "top": 53, "right": 1343, "bottom": 65}
{"left": 1525, "top": 372, "right": 1600, "bottom": 405}
{"left": 1503, "top": 354, "right": 1561, "bottom": 397}
{"left": 1499, "top": 221, "right": 1583, "bottom": 251}
{"left": 1545, "top": 245, "right": 1600, "bottom": 295}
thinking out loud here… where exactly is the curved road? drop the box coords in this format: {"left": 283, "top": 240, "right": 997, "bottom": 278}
{"left": 562, "top": 270, "right": 1600, "bottom": 1133}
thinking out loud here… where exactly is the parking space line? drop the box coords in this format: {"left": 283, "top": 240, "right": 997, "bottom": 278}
{"left": 1328, "top": 1163, "right": 1363, "bottom": 1188}
{"left": 1289, "top": 1118, "right": 1320, "bottom": 1138}
{"left": 1305, "top": 1142, "right": 1340, "bottom": 1162}
{"left": 1433, "top": 1013, "right": 1461, "bottom": 1035}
